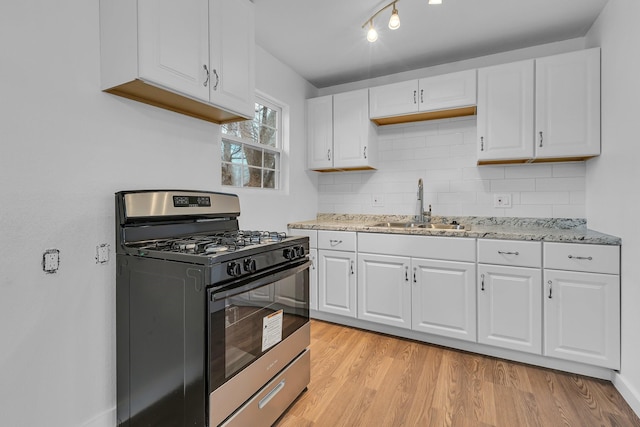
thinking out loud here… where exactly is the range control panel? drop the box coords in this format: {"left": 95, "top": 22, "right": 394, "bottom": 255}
{"left": 173, "top": 195, "right": 211, "bottom": 208}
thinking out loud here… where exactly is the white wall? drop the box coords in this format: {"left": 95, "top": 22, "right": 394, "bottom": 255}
{"left": 584, "top": 0, "right": 640, "bottom": 415}
{"left": 318, "top": 117, "right": 587, "bottom": 218}
{"left": 0, "top": 1, "right": 316, "bottom": 426}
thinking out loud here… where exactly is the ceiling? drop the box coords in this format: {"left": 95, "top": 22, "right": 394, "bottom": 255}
{"left": 254, "top": 0, "right": 609, "bottom": 88}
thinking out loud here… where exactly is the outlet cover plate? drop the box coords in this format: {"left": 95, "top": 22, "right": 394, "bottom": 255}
{"left": 494, "top": 194, "right": 512, "bottom": 208}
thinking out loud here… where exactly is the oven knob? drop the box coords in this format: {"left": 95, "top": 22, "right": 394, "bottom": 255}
{"left": 283, "top": 248, "right": 293, "bottom": 259}
{"left": 244, "top": 258, "right": 257, "bottom": 273}
{"left": 227, "top": 262, "right": 242, "bottom": 277}
{"left": 296, "top": 246, "right": 305, "bottom": 258}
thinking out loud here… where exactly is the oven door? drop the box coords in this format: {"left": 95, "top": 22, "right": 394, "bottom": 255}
{"left": 208, "top": 259, "right": 310, "bottom": 426}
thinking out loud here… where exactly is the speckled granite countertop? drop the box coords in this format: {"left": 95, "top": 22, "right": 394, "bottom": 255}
{"left": 288, "top": 214, "right": 621, "bottom": 245}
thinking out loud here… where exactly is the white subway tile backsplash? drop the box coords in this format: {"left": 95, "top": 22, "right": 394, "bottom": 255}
{"left": 491, "top": 179, "right": 536, "bottom": 192}
{"left": 317, "top": 118, "right": 585, "bottom": 218}
{"left": 521, "top": 191, "right": 570, "bottom": 205}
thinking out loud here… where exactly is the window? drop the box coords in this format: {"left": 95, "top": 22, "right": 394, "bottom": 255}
{"left": 221, "top": 98, "right": 282, "bottom": 189}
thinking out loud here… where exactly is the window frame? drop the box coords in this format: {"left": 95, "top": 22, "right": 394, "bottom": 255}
{"left": 220, "top": 94, "right": 285, "bottom": 191}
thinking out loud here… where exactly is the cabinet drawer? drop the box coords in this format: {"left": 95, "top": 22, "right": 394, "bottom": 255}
{"left": 318, "top": 231, "right": 356, "bottom": 251}
{"left": 358, "top": 233, "right": 475, "bottom": 262}
{"left": 288, "top": 228, "right": 317, "bottom": 248}
{"left": 543, "top": 242, "right": 619, "bottom": 274}
{"left": 478, "top": 239, "right": 541, "bottom": 268}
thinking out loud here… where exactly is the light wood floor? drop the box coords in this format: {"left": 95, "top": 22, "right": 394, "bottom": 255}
{"left": 276, "top": 320, "right": 640, "bottom": 427}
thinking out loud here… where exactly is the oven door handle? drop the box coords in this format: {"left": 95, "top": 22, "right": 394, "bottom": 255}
{"left": 211, "top": 260, "right": 311, "bottom": 302}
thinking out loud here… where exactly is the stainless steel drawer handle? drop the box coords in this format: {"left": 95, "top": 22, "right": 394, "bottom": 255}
{"left": 498, "top": 251, "right": 519, "bottom": 255}
{"left": 568, "top": 255, "right": 593, "bottom": 261}
{"left": 258, "top": 379, "right": 285, "bottom": 409}
{"left": 329, "top": 239, "right": 342, "bottom": 246}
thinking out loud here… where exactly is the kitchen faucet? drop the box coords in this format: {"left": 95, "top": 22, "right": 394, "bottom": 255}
{"left": 417, "top": 178, "right": 431, "bottom": 224}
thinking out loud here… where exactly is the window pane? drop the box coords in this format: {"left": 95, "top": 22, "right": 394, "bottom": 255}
{"left": 222, "top": 163, "right": 247, "bottom": 187}
{"left": 244, "top": 146, "right": 262, "bottom": 167}
{"left": 221, "top": 141, "right": 245, "bottom": 164}
{"left": 221, "top": 122, "right": 240, "bottom": 138}
{"left": 238, "top": 120, "right": 256, "bottom": 141}
{"left": 247, "top": 167, "right": 262, "bottom": 188}
{"left": 259, "top": 125, "right": 277, "bottom": 147}
{"left": 264, "top": 151, "right": 277, "bottom": 169}
{"left": 263, "top": 169, "right": 276, "bottom": 189}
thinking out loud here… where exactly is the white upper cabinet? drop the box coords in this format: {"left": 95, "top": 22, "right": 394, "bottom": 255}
{"left": 209, "top": 0, "right": 255, "bottom": 118}
{"left": 307, "top": 89, "right": 378, "bottom": 172}
{"left": 477, "top": 48, "right": 601, "bottom": 165}
{"left": 100, "top": 0, "right": 255, "bottom": 124}
{"left": 477, "top": 60, "right": 535, "bottom": 163}
{"left": 535, "top": 48, "right": 601, "bottom": 160}
{"left": 369, "top": 70, "right": 477, "bottom": 125}
{"left": 138, "top": 0, "right": 210, "bottom": 102}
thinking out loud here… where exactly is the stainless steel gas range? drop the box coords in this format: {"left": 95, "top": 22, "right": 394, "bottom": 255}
{"left": 115, "top": 190, "right": 310, "bottom": 427}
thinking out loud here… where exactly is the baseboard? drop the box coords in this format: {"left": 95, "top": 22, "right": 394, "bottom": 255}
{"left": 613, "top": 373, "right": 640, "bottom": 418}
{"left": 81, "top": 407, "right": 116, "bottom": 427}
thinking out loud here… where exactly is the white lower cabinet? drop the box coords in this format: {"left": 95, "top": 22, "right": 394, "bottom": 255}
{"left": 543, "top": 242, "right": 620, "bottom": 369}
{"left": 477, "top": 264, "right": 542, "bottom": 354}
{"left": 477, "top": 239, "right": 542, "bottom": 354}
{"left": 357, "top": 253, "right": 411, "bottom": 329}
{"left": 411, "top": 258, "right": 476, "bottom": 341}
{"left": 318, "top": 231, "right": 357, "bottom": 318}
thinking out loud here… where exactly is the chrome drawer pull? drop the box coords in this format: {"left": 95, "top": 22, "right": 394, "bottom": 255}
{"left": 568, "top": 255, "right": 593, "bottom": 261}
{"left": 498, "top": 251, "right": 519, "bottom": 255}
{"left": 548, "top": 280, "right": 553, "bottom": 299}
{"left": 329, "top": 239, "right": 343, "bottom": 246}
{"left": 259, "top": 380, "right": 285, "bottom": 409}
{"left": 480, "top": 273, "right": 485, "bottom": 291}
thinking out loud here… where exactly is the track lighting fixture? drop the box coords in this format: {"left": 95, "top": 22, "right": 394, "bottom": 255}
{"left": 362, "top": 0, "right": 443, "bottom": 42}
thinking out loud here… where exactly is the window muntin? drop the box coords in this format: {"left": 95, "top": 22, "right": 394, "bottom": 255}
{"left": 221, "top": 99, "right": 281, "bottom": 190}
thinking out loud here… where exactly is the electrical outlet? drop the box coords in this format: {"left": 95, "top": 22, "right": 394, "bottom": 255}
{"left": 96, "top": 244, "right": 110, "bottom": 264}
{"left": 43, "top": 249, "right": 60, "bottom": 273}
{"left": 494, "top": 194, "right": 512, "bottom": 208}
{"left": 372, "top": 194, "right": 384, "bottom": 207}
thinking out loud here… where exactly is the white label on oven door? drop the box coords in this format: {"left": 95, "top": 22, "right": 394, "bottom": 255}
{"left": 262, "top": 309, "right": 283, "bottom": 352}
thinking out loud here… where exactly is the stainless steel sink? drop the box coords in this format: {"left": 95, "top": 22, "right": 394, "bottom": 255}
{"left": 371, "top": 222, "right": 468, "bottom": 230}
{"left": 372, "top": 222, "right": 427, "bottom": 228}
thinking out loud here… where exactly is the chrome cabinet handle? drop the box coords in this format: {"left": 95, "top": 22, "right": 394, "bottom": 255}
{"left": 481, "top": 273, "right": 485, "bottom": 291}
{"left": 350, "top": 261, "right": 354, "bottom": 275}
{"left": 203, "top": 64, "right": 210, "bottom": 87}
{"left": 480, "top": 136, "right": 484, "bottom": 151}
{"left": 413, "top": 90, "right": 417, "bottom": 104}
{"left": 363, "top": 146, "right": 367, "bottom": 159}
{"left": 548, "top": 280, "right": 553, "bottom": 299}
{"left": 311, "top": 255, "right": 316, "bottom": 270}
{"left": 328, "top": 239, "right": 342, "bottom": 247}
{"left": 405, "top": 266, "right": 409, "bottom": 282}
{"left": 539, "top": 131, "right": 544, "bottom": 147}
{"left": 413, "top": 267, "right": 417, "bottom": 283}
{"left": 568, "top": 255, "right": 593, "bottom": 260}
{"left": 420, "top": 89, "right": 424, "bottom": 103}
{"left": 498, "top": 251, "right": 519, "bottom": 256}
{"left": 327, "top": 149, "right": 331, "bottom": 161}
{"left": 212, "top": 68, "right": 219, "bottom": 91}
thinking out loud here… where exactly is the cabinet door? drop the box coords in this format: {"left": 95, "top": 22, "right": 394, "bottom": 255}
{"left": 477, "top": 60, "right": 534, "bottom": 163}
{"left": 307, "top": 96, "right": 333, "bottom": 170}
{"left": 544, "top": 270, "right": 620, "bottom": 369}
{"left": 411, "top": 258, "right": 476, "bottom": 341}
{"left": 333, "top": 89, "right": 374, "bottom": 169}
{"left": 418, "top": 70, "right": 476, "bottom": 112}
{"left": 138, "top": 0, "right": 210, "bottom": 101}
{"left": 209, "top": 0, "right": 255, "bottom": 118}
{"left": 318, "top": 250, "right": 356, "bottom": 318}
{"left": 357, "top": 254, "right": 411, "bottom": 329}
{"left": 369, "top": 80, "right": 419, "bottom": 118}
{"left": 535, "top": 48, "right": 600, "bottom": 160}
{"left": 477, "top": 264, "right": 542, "bottom": 354}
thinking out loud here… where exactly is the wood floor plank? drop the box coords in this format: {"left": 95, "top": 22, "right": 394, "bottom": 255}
{"left": 275, "top": 320, "right": 640, "bottom": 427}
